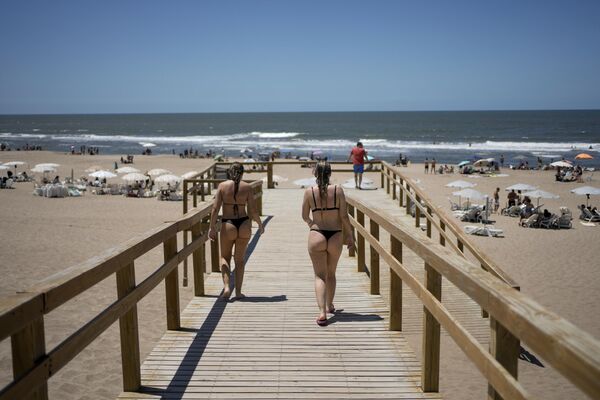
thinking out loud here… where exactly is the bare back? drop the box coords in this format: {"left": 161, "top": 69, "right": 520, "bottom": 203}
{"left": 219, "top": 180, "right": 251, "bottom": 219}
{"left": 306, "top": 185, "right": 343, "bottom": 231}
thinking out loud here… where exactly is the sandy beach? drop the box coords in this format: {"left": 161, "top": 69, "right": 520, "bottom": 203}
{"left": 1, "top": 152, "right": 599, "bottom": 399}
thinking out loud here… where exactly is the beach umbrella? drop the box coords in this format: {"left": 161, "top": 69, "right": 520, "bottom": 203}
{"left": 89, "top": 170, "right": 117, "bottom": 179}
{"left": 550, "top": 161, "right": 572, "bottom": 168}
{"left": 446, "top": 180, "right": 476, "bottom": 189}
{"left": 571, "top": 186, "right": 600, "bottom": 206}
{"left": 452, "top": 188, "right": 485, "bottom": 208}
{"left": 181, "top": 171, "right": 200, "bottom": 180}
{"left": 115, "top": 166, "right": 140, "bottom": 174}
{"left": 213, "top": 154, "right": 224, "bottom": 161}
{"left": 293, "top": 177, "right": 317, "bottom": 187}
{"left": 243, "top": 158, "right": 256, "bottom": 163}
{"left": 84, "top": 165, "right": 103, "bottom": 173}
{"left": 35, "top": 163, "right": 60, "bottom": 168}
{"left": 0, "top": 165, "right": 9, "bottom": 171}
{"left": 3, "top": 161, "right": 26, "bottom": 171}
{"left": 522, "top": 189, "right": 559, "bottom": 207}
{"left": 140, "top": 142, "right": 157, "bottom": 148}
{"left": 154, "top": 174, "right": 182, "bottom": 187}
{"left": 122, "top": 172, "right": 148, "bottom": 182}
{"left": 473, "top": 158, "right": 495, "bottom": 167}
{"left": 575, "top": 153, "right": 594, "bottom": 160}
{"left": 147, "top": 168, "right": 171, "bottom": 177}
{"left": 457, "top": 161, "right": 470, "bottom": 167}
{"left": 31, "top": 165, "right": 56, "bottom": 174}
{"left": 513, "top": 155, "right": 528, "bottom": 160}
{"left": 505, "top": 183, "right": 537, "bottom": 192}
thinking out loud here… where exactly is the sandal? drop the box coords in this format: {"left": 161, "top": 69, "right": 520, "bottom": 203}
{"left": 316, "top": 317, "right": 328, "bottom": 327}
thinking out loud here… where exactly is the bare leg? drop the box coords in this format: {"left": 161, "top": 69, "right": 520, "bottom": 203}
{"left": 232, "top": 220, "right": 251, "bottom": 299}
{"left": 358, "top": 173, "right": 363, "bottom": 188}
{"left": 308, "top": 231, "right": 328, "bottom": 321}
{"left": 326, "top": 233, "right": 343, "bottom": 312}
{"left": 354, "top": 172, "right": 358, "bottom": 188}
{"left": 219, "top": 222, "right": 238, "bottom": 299}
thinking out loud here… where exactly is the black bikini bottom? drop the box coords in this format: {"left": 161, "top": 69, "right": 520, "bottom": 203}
{"left": 311, "top": 229, "right": 342, "bottom": 241}
{"left": 222, "top": 216, "right": 249, "bottom": 230}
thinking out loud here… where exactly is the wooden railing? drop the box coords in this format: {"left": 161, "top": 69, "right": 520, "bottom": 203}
{"left": 0, "top": 181, "right": 264, "bottom": 400}
{"left": 344, "top": 191, "right": 600, "bottom": 400}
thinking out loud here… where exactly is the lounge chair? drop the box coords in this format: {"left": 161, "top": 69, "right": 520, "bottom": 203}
{"left": 556, "top": 207, "right": 572, "bottom": 229}
{"left": 461, "top": 207, "right": 481, "bottom": 222}
{"left": 502, "top": 205, "right": 522, "bottom": 217}
{"left": 578, "top": 205, "right": 600, "bottom": 222}
{"left": 448, "top": 198, "right": 461, "bottom": 211}
{"left": 520, "top": 214, "right": 539, "bottom": 228}
{"left": 464, "top": 225, "right": 504, "bottom": 237}
{"left": 539, "top": 214, "right": 558, "bottom": 229}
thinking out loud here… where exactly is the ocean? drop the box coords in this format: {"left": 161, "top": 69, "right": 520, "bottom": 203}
{"left": 1, "top": 110, "right": 599, "bottom": 166}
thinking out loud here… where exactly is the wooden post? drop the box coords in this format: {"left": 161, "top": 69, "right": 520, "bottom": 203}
{"left": 212, "top": 164, "right": 218, "bottom": 189}
{"left": 415, "top": 195, "right": 421, "bottom": 228}
{"left": 192, "top": 220, "right": 206, "bottom": 296}
{"left": 11, "top": 318, "right": 48, "bottom": 400}
{"left": 207, "top": 173, "right": 212, "bottom": 195}
{"left": 183, "top": 180, "right": 188, "bottom": 214}
{"left": 426, "top": 206, "right": 432, "bottom": 238}
{"left": 267, "top": 162, "right": 274, "bottom": 189}
{"left": 116, "top": 262, "right": 141, "bottom": 391}
{"left": 348, "top": 205, "right": 356, "bottom": 257}
{"left": 182, "top": 231, "right": 189, "bottom": 288}
{"left": 163, "top": 236, "right": 180, "bottom": 330}
{"left": 405, "top": 185, "right": 411, "bottom": 213}
{"left": 356, "top": 209, "right": 366, "bottom": 272}
{"left": 439, "top": 221, "right": 446, "bottom": 246}
{"left": 488, "top": 318, "right": 520, "bottom": 400}
{"left": 422, "top": 263, "right": 442, "bottom": 392}
{"left": 457, "top": 239, "right": 464, "bottom": 253}
{"left": 369, "top": 220, "right": 380, "bottom": 295}
{"left": 399, "top": 178, "right": 404, "bottom": 207}
{"left": 386, "top": 173, "right": 390, "bottom": 195}
{"left": 211, "top": 226, "right": 220, "bottom": 273}
{"left": 392, "top": 172, "right": 397, "bottom": 200}
{"left": 193, "top": 183, "right": 198, "bottom": 208}
{"left": 380, "top": 168, "right": 385, "bottom": 188}
{"left": 200, "top": 180, "right": 206, "bottom": 202}
{"left": 389, "top": 236, "right": 403, "bottom": 331}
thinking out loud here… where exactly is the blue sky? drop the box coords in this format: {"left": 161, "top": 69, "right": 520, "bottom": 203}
{"left": 1, "top": 0, "right": 599, "bottom": 114}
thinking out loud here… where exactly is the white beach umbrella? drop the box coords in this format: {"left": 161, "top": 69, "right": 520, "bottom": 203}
{"left": 446, "top": 180, "right": 476, "bottom": 189}
{"left": 155, "top": 174, "right": 181, "bottom": 185}
{"left": 293, "top": 177, "right": 317, "bottom": 187}
{"left": 571, "top": 186, "right": 600, "bottom": 206}
{"left": 3, "top": 161, "right": 26, "bottom": 170}
{"left": 84, "top": 165, "right": 103, "bottom": 173}
{"left": 122, "top": 172, "right": 148, "bottom": 182}
{"left": 550, "top": 161, "right": 572, "bottom": 168}
{"left": 522, "top": 189, "right": 559, "bottom": 207}
{"left": 140, "top": 142, "right": 157, "bottom": 148}
{"left": 31, "top": 165, "right": 56, "bottom": 174}
{"left": 181, "top": 171, "right": 200, "bottom": 180}
{"left": 89, "top": 170, "right": 117, "bottom": 179}
{"left": 473, "top": 158, "right": 494, "bottom": 167}
{"left": 115, "top": 166, "right": 140, "bottom": 174}
{"left": 0, "top": 165, "right": 9, "bottom": 171}
{"left": 147, "top": 168, "right": 171, "bottom": 177}
{"left": 35, "top": 163, "right": 60, "bottom": 168}
{"left": 452, "top": 188, "right": 485, "bottom": 200}
{"left": 505, "top": 183, "right": 537, "bottom": 192}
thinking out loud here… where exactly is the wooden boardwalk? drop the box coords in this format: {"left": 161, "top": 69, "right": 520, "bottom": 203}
{"left": 118, "top": 188, "right": 460, "bottom": 399}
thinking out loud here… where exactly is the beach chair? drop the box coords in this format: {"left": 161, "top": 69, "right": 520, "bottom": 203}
{"left": 556, "top": 207, "right": 572, "bottom": 229}
{"left": 539, "top": 214, "right": 558, "bottom": 229}
{"left": 464, "top": 225, "right": 504, "bottom": 237}
{"left": 448, "top": 197, "right": 461, "bottom": 211}
{"left": 578, "top": 205, "right": 600, "bottom": 222}
{"left": 502, "top": 205, "right": 521, "bottom": 217}
{"left": 520, "top": 214, "right": 539, "bottom": 228}
{"left": 4, "top": 179, "right": 14, "bottom": 189}
{"left": 461, "top": 207, "right": 481, "bottom": 222}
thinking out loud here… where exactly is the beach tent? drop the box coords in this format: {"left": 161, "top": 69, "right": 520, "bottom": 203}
{"left": 505, "top": 183, "right": 537, "bottom": 192}
{"left": 571, "top": 186, "right": 600, "bottom": 206}
{"left": 89, "top": 170, "right": 117, "bottom": 179}
{"left": 446, "top": 180, "right": 476, "bottom": 189}
{"left": 575, "top": 153, "right": 594, "bottom": 160}
{"left": 116, "top": 166, "right": 140, "bottom": 174}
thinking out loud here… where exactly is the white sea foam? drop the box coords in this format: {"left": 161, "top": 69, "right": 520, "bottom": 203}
{"left": 249, "top": 132, "right": 302, "bottom": 138}
{"left": 0, "top": 133, "right": 48, "bottom": 139}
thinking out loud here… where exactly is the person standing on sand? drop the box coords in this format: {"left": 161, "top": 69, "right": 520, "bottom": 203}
{"left": 302, "top": 161, "right": 355, "bottom": 326}
{"left": 424, "top": 158, "right": 429, "bottom": 174}
{"left": 348, "top": 141, "right": 367, "bottom": 189}
{"left": 431, "top": 158, "right": 437, "bottom": 174}
{"left": 209, "top": 163, "right": 264, "bottom": 300}
{"left": 493, "top": 187, "right": 500, "bottom": 213}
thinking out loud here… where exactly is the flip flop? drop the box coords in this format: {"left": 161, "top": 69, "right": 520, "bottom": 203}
{"left": 316, "top": 317, "right": 328, "bottom": 327}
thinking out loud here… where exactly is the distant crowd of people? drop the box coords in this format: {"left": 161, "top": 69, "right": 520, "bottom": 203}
{"left": 1, "top": 142, "right": 43, "bottom": 151}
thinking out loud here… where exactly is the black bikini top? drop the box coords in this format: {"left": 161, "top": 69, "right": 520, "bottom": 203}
{"left": 311, "top": 185, "right": 339, "bottom": 213}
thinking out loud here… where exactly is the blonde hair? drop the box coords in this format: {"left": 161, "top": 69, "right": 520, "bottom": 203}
{"left": 227, "top": 162, "right": 244, "bottom": 215}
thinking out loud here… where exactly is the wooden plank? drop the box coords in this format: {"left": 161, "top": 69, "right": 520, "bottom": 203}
{"left": 0, "top": 293, "right": 43, "bottom": 342}
{"left": 348, "top": 205, "right": 356, "bottom": 257}
{"left": 421, "top": 264, "right": 441, "bottom": 392}
{"left": 356, "top": 209, "right": 366, "bottom": 272}
{"left": 116, "top": 262, "right": 141, "bottom": 392}
{"left": 211, "top": 229, "right": 220, "bottom": 273}
{"left": 192, "top": 220, "right": 206, "bottom": 297}
{"left": 389, "top": 236, "right": 402, "bottom": 331}
{"left": 488, "top": 317, "right": 520, "bottom": 400}
{"left": 163, "top": 236, "right": 180, "bottom": 330}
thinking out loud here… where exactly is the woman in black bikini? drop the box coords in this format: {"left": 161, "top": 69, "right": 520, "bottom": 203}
{"left": 302, "top": 161, "right": 355, "bottom": 326}
{"left": 209, "top": 163, "right": 264, "bottom": 300}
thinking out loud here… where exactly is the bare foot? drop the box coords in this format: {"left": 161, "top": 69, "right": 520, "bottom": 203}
{"left": 220, "top": 288, "right": 231, "bottom": 300}
{"left": 231, "top": 293, "right": 246, "bottom": 301}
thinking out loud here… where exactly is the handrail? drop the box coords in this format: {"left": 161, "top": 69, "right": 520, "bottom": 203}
{"left": 0, "top": 181, "right": 264, "bottom": 400}
{"left": 380, "top": 161, "right": 519, "bottom": 289}
{"left": 345, "top": 193, "right": 600, "bottom": 399}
